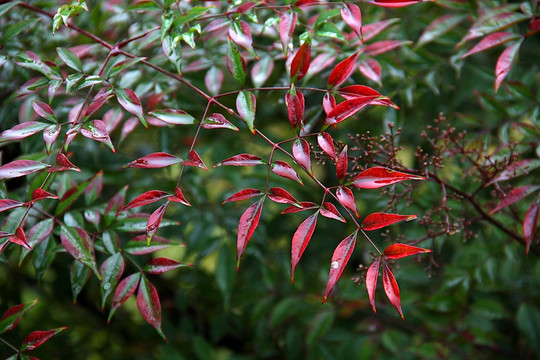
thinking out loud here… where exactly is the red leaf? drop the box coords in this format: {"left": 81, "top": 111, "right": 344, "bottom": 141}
{"left": 268, "top": 187, "right": 300, "bottom": 206}
{"left": 145, "top": 257, "right": 189, "bottom": 274}
{"left": 317, "top": 132, "right": 337, "bottom": 160}
{"left": 488, "top": 159, "right": 540, "bottom": 184}
{"left": 168, "top": 187, "right": 191, "bottom": 206}
{"left": 31, "top": 100, "right": 56, "bottom": 122}
{"left": 339, "top": 85, "right": 396, "bottom": 109}
{"left": 368, "top": 0, "right": 423, "bottom": 8}
{"left": 324, "top": 96, "right": 380, "bottom": 128}
{"left": 43, "top": 124, "right": 61, "bottom": 155}
{"left": 279, "top": 11, "right": 297, "bottom": 57}
{"left": 201, "top": 113, "right": 238, "bottom": 131}
{"left": 21, "top": 327, "right": 66, "bottom": 351}
{"left": 122, "top": 152, "right": 182, "bottom": 169}
{"left": 0, "top": 299, "right": 38, "bottom": 333}
{"left": 351, "top": 167, "right": 424, "bottom": 189}
{"left": 495, "top": 39, "right": 523, "bottom": 93}
{"left": 341, "top": 3, "right": 363, "bottom": 40}
{"left": 529, "top": 19, "right": 540, "bottom": 33}
{"left": 524, "top": 198, "right": 540, "bottom": 255}
{"left": 323, "top": 231, "right": 358, "bottom": 303}
{"left": 85, "top": 88, "right": 114, "bottom": 117}
{"left": 322, "top": 92, "right": 336, "bottom": 116}
{"left": 60, "top": 226, "right": 99, "bottom": 278}
{"left": 285, "top": 85, "right": 305, "bottom": 130}
{"left": 120, "top": 117, "right": 139, "bottom": 142}
{"left": 146, "top": 203, "right": 168, "bottom": 245}
{"left": 363, "top": 19, "right": 400, "bottom": 42}
{"left": 222, "top": 188, "right": 264, "bottom": 204}
{"left": 116, "top": 88, "right": 147, "bottom": 128}
{"left": 290, "top": 212, "right": 319, "bottom": 282}
{"left": 290, "top": 40, "right": 311, "bottom": 83}
{"left": 320, "top": 202, "right": 346, "bottom": 222}
{"left": 215, "top": 153, "right": 266, "bottom": 167}
{"left": 280, "top": 201, "right": 318, "bottom": 214}
{"left": 181, "top": 150, "right": 207, "bottom": 170}
{"left": 0, "top": 121, "right": 49, "bottom": 143}
{"left": 490, "top": 185, "right": 540, "bottom": 214}
{"left": 271, "top": 161, "right": 303, "bottom": 185}
{"left": 365, "top": 40, "right": 411, "bottom": 56}
{"left": 0, "top": 160, "right": 50, "bottom": 180}
{"left": 382, "top": 263, "right": 404, "bottom": 319}
{"left": 292, "top": 138, "right": 312, "bottom": 174}
{"left": 31, "top": 188, "right": 59, "bottom": 202}
{"left": 51, "top": 152, "right": 80, "bottom": 172}
{"left": 336, "top": 146, "right": 348, "bottom": 181}
{"left": 229, "top": 21, "right": 256, "bottom": 58}
{"left": 358, "top": 59, "right": 382, "bottom": 84}
{"left": 237, "top": 199, "right": 264, "bottom": 269}
{"left": 366, "top": 258, "right": 380, "bottom": 313}
{"left": 108, "top": 272, "right": 141, "bottom": 323}
{"left": 137, "top": 277, "right": 165, "bottom": 339}
{"left": 384, "top": 243, "right": 431, "bottom": 259}
{"left": 205, "top": 67, "right": 224, "bottom": 96}
{"left": 362, "top": 213, "right": 417, "bottom": 231}
{"left": 461, "top": 32, "right": 521, "bottom": 59}
{"left": 336, "top": 186, "right": 359, "bottom": 217}
{"left": 0, "top": 199, "right": 24, "bottom": 213}
{"left": 123, "top": 190, "right": 170, "bottom": 211}
{"left": 9, "top": 227, "right": 31, "bottom": 250}
{"left": 327, "top": 51, "right": 361, "bottom": 89}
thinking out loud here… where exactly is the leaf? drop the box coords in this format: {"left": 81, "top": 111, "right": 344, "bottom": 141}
{"left": 100, "top": 253, "right": 125, "bottom": 310}
{"left": 204, "top": 66, "right": 223, "bottom": 96}
{"left": 162, "top": 33, "right": 182, "bottom": 76}
{"left": 0, "top": 299, "right": 38, "bottom": 334}
{"left": 168, "top": 187, "right": 191, "bottom": 206}
{"left": 229, "top": 21, "right": 256, "bottom": 58}
{"left": 31, "top": 188, "right": 59, "bottom": 202}
{"left": 236, "top": 91, "right": 256, "bottom": 133}
{"left": 60, "top": 226, "right": 100, "bottom": 279}
{"left": 48, "top": 152, "right": 80, "bottom": 172}
{"left": 362, "top": 213, "right": 417, "bottom": 231}
{"left": 490, "top": 185, "right": 540, "bottom": 214}
{"left": 285, "top": 85, "right": 305, "bottom": 130}
{"left": 323, "top": 231, "right": 357, "bottom": 303}
{"left": 146, "top": 203, "right": 168, "bottom": 245}
{"left": 201, "top": 113, "right": 238, "bottom": 131}
{"left": 181, "top": 150, "right": 207, "bottom": 170}
{"left": 251, "top": 56, "right": 274, "bottom": 88}
{"left": 322, "top": 92, "right": 336, "bottom": 116}
{"left": 0, "top": 160, "right": 50, "bottom": 181}
{"left": 9, "top": 227, "right": 31, "bottom": 250}
{"left": 524, "top": 198, "right": 540, "bottom": 255}
{"left": 461, "top": 32, "right": 521, "bottom": 59}
{"left": 495, "top": 39, "right": 523, "bottom": 93}
{"left": 382, "top": 263, "right": 404, "bottom": 319}
{"left": 123, "top": 236, "right": 172, "bottom": 255}
{"left": 363, "top": 18, "right": 400, "bottom": 42}
{"left": 148, "top": 109, "right": 195, "bottom": 125}
{"left": 459, "top": 10, "right": 530, "bottom": 46}
{"left": 0, "top": 199, "right": 24, "bottom": 213}
{"left": 215, "top": 153, "right": 266, "bottom": 167}
{"left": 336, "top": 146, "right": 348, "bottom": 182}
{"left": 0, "top": 1, "right": 22, "bottom": 17}
{"left": 351, "top": 167, "right": 424, "bottom": 189}
{"left": 488, "top": 160, "right": 540, "bottom": 184}
{"left": 55, "top": 173, "right": 97, "bottom": 215}
{"left": 317, "top": 132, "right": 337, "bottom": 160}
{"left": 292, "top": 138, "right": 312, "bottom": 175}
{"left": 116, "top": 88, "right": 148, "bottom": 128}
{"left": 227, "top": 37, "right": 246, "bottom": 85}
{"left": 122, "top": 152, "right": 182, "bottom": 169}
{"left": 320, "top": 202, "right": 345, "bottom": 222}
{"left": 417, "top": 14, "right": 466, "bottom": 47}
{"left": 137, "top": 277, "right": 166, "bottom": 339}
{"left": 290, "top": 40, "right": 311, "bottom": 83}
{"left": 70, "top": 260, "right": 90, "bottom": 304}
{"left": 358, "top": 59, "right": 382, "bottom": 84}
{"left": 268, "top": 187, "right": 300, "bottom": 206}
{"left": 237, "top": 198, "right": 264, "bottom": 269}
{"left": 123, "top": 191, "right": 169, "bottom": 211}
{"left": 145, "top": 257, "right": 189, "bottom": 274}
{"left": 368, "top": 0, "right": 424, "bottom": 8}
{"left": 384, "top": 243, "right": 432, "bottom": 259}
{"left": 366, "top": 258, "right": 380, "bottom": 313}
{"left": 43, "top": 124, "right": 61, "bottom": 155}
{"left": 279, "top": 11, "right": 297, "bottom": 57}
{"left": 20, "top": 327, "right": 66, "bottom": 351}
{"left": 222, "top": 188, "right": 264, "bottom": 204}
{"left": 336, "top": 186, "right": 359, "bottom": 217}
{"left": 19, "top": 219, "right": 54, "bottom": 265}
{"left": 341, "top": 3, "right": 362, "bottom": 41}
{"left": 271, "top": 161, "right": 303, "bottom": 185}
{"left": 81, "top": 120, "right": 115, "bottom": 152}
{"left": 107, "top": 57, "right": 144, "bottom": 78}
{"left": 364, "top": 40, "right": 411, "bottom": 56}
{"left": 108, "top": 272, "right": 141, "bottom": 323}
{"left": 324, "top": 96, "right": 380, "bottom": 128}
{"left": 290, "top": 212, "right": 319, "bottom": 282}
{"left": 0, "top": 121, "right": 49, "bottom": 144}
{"left": 327, "top": 51, "right": 360, "bottom": 89}
{"left": 57, "top": 47, "right": 83, "bottom": 72}
{"left": 281, "top": 201, "right": 319, "bottom": 214}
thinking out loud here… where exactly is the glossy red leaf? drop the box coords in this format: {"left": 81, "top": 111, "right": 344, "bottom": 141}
{"left": 201, "top": 113, "right": 239, "bottom": 131}
{"left": 338, "top": 86, "right": 397, "bottom": 108}
{"left": 31, "top": 188, "right": 59, "bottom": 202}
{"left": 268, "top": 187, "right": 300, "bottom": 206}
{"left": 0, "top": 121, "right": 49, "bottom": 144}
{"left": 215, "top": 153, "right": 266, "bottom": 167}
{"left": 122, "top": 152, "right": 182, "bottom": 169}
{"left": 272, "top": 161, "right": 302, "bottom": 185}
{"left": 524, "top": 198, "right": 540, "bottom": 255}
{"left": 145, "top": 257, "right": 189, "bottom": 274}
{"left": 279, "top": 11, "right": 297, "bottom": 57}
{"left": 461, "top": 32, "right": 521, "bottom": 59}
{"left": 54, "top": 152, "right": 80, "bottom": 172}
{"left": 362, "top": 213, "right": 417, "bottom": 231}
{"left": 0, "top": 160, "right": 50, "bottom": 180}
{"left": 368, "top": 0, "right": 424, "bottom": 8}
{"left": 317, "top": 132, "right": 337, "bottom": 160}
{"left": 358, "top": 59, "right": 382, "bottom": 84}
{"left": 168, "top": 187, "right": 191, "bottom": 206}
{"left": 365, "top": 40, "right": 411, "bottom": 56}
{"left": 181, "top": 150, "right": 207, "bottom": 170}
{"left": 324, "top": 96, "right": 380, "bottom": 128}
{"left": 341, "top": 3, "right": 363, "bottom": 40}
{"left": 137, "top": 277, "right": 165, "bottom": 339}
{"left": 365, "top": 258, "right": 380, "bottom": 313}
{"left": 285, "top": 86, "right": 305, "bottom": 130}
{"left": 351, "top": 167, "right": 424, "bottom": 189}
{"left": 31, "top": 100, "right": 56, "bottom": 122}
{"left": 336, "top": 146, "right": 348, "bottom": 181}
{"left": 382, "top": 263, "right": 404, "bottom": 319}
{"left": 0, "top": 199, "right": 24, "bottom": 213}
{"left": 9, "top": 227, "right": 31, "bottom": 250}
{"left": 229, "top": 21, "right": 256, "bottom": 58}
{"left": 108, "top": 272, "right": 141, "bottom": 323}
{"left": 281, "top": 202, "right": 318, "bottom": 214}
{"left": 290, "top": 40, "right": 311, "bottom": 83}
{"left": 237, "top": 198, "right": 264, "bottom": 269}
{"left": 146, "top": 203, "right": 168, "bottom": 245}
{"left": 320, "top": 202, "right": 345, "bottom": 222}
{"left": 236, "top": 91, "right": 256, "bottom": 133}
{"left": 222, "top": 188, "right": 264, "bottom": 204}
{"left": 495, "top": 39, "right": 523, "bottom": 93}
{"left": 123, "top": 190, "right": 169, "bottom": 211}
{"left": 21, "top": 327, "right": 66, "bottom": 351}
{"left": 292, "top": 138, "right": 312, "bottom": 174}
{"left": 490, "top": 185, "right": 540, "bottom": 214}
{"left": 529, "top": 19, "right": 540, "bottom": 33}
{"left": 336, "top": 186, "right": 359, "bottom": 217}
{"left": 384, "top": 243, "right": 431, "bottom": 259}
{"left": 0, "top": 299, "right": 38, "bottom": 333}
{"left": 327, "top": 51, "right": 360, "bottom": 89}
{"left": 323, "top": 231, "right": 358, "bottom": 303}
{"left": 291, "top": 212, "right": 319, "bottom": 282}
{"left": 322, "top": 92, "right": 336, "bottom": 116}
{"left": 43, "top": 124, "right": 61, "bottom": 155}
{"left": 116, "top": 88, "right": 147, "bottom": 128}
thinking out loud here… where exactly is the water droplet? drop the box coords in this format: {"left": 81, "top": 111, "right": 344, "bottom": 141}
{"left": 104, "top": 283, "right": 111, "bottom": 290}
{"left": 331, "top": 260, "right": 339, "bottom": 269}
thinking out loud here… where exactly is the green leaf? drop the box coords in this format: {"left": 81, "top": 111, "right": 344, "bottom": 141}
{"left": 0, "top": 299, "right": 38, "bottom": 334}
{"left": 227, "top": 38, "right": 245, "bottom": 85}
{"left": 517, "top": 303, "right": 540, "bottom": 355}
{"left": 171, "top": 6, "right": 211, "bottom": 28}
{"left": 70, "top": 260, "right": 90, "bottom": 304}
{"left": 236, "top": 91, "right": 256, "bottom": 133}
{"left": 162, "top": 33, "right": 182, "bottom": 76}
{"left": 137, "top": 276, "right": 165, "bottom": 339}
{"left": 32, "top": 236, "right": 56, "bottom": 282}
{"left": 2, "top": 18, "right": 39, "bottom": 44}
{"left": 314, "top": 8, "right": 340, "bottom": 28}
{"left": 66, "top": 73, "right": 84, "bottom": 93}
{"left": 315, "top": 22, "right": 346, "bottom": 42}
{"left": 100, "top": 253, "right": 125, "bottom": 310}
{"left": 19, "top": 218, "right": 54, "bottom": 265}
{"left": 113, "top": 215, "right": 178, "bottom": 232}
{"left": 0, "top": 1, "right": 22, "bottom": 17}
{"left": 55, "top": 173, "right": 97, "bottom": 216}
{"left": 126, "top": 0, "right": 161, "bottom": 12}
{"left": 148, "top": 109, "right": 195, "bottom": 125}
{"left": 60, "top": 226, "right": 100, "bottom": 280}
{"left": 56, "top": 47, "right": 83, "bottom": 72}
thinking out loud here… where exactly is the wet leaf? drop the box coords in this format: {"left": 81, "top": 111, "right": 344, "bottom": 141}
{"left": 291, "top": 212, "right": 319, "bottom": 282}
{"left": 0, "top": 199, "right": 24, "bottom": 213}
{"left": 281, "top": 202, "right": 318, "bottom": 214}
{"left": 222, "top": 189, "right": 264, "bottom": 204}
{"left": 60, "top": 226, "right": 100, "bottom": 279}
{"left": 168, "top": 187, "right": 191, "bottom": 206}
{"left": 364, "top": 40, "right": 411, "bottom": 56}
{"left": 229, "top": 21, "right": 256, "bottom": 58}
{"left": 317, "top": 132, "right": 337, "bottom": 160}
{"left": 57, "top": 47, "right": 83, "bottom": 72}
{"left": 55, "top": 173, "right": 97, "bottom": 215}
{"left": 368, "top": 0, "right": 424, "bottom": 8}
{"left": 100, "top": 253, "right": 125, "bottom": 310}
{"left": 122, "top": 152, "right": 182, "bottom": 169}
{"left": 320, "top": 202, "right": 345, "bottom": 222}
{"left": 9, "top": 227, "right": 31, "bottom": 250}
{"left": 236, "top": 91, "right": 256, "bottom": 133}
{"left": 148, "top": 109, "right": 195, "bottom": 125}
{"left": 362, "top": 213, "right": 417, "bottom": 231}
{"left": 461, "top": 32, "right": 521, "bottom": 59}
{"left": 327, "top": 51, "right": 360, "bottom": 89}
{"left": 382, "top": 263, "right": 404, "bottom": 319}
{"left": 322, "top": 92, "right": 336, "bottom": 116}
{"left": 358, "top": 59, "right": 382, "bottom": 84}
{"left": 146, "top": 203, "right": 168, "bottom": 245}
{"left": 0, "top": 121, "right": 49, "bottom": 144}
{"left": 251, "top": 56, "right": 274, "bottom": 88}
{"left": 268, "top": 187, "right": 300, "bottom": 206}
{"left": 237, "top": 198, "right": 264, "bottom": 269}
{"left": 490, "top": 185, "right": 540, "bottom": 214}
{"left": 351, "top": 167, "right": 424, "bottom": 189}
{"left": 417, "top": 14, "right": 466, "bottom": 47}
{"left": 285, "top": 85, "right": 305, "bottom": 130}
{"left": 290, "top": 40, "right": 311, "bottom": 83}
{"left": 227, "top": 37, "right": 246, "bottom": 85}
{"left": 279, "top": 11, "right": 297, "bottom": 57}
{"left": 145, "top": 257, "right": 188, "bottom": 274}
{"left": 205, "top": 66, "right": 223, "bottom": 96}
{"left": 336, "top": 146, "right": 348, "bottom": 181}
{"left": 341, "top": 3, "right": 362, "bottom": 40}
{"left": 323, "top": 231, "right": 357, "bottom": 303}
{"left": 363, "top": 18, "right": 400, "bottom": 42}
{"left": 292, "top": 138, "right": 312, "bottom": 175}
{"left": 383, "top": 243, "right": 431, "bottom": 259}
{"left": 324, "top": 96, "right": 380, "bottom": 128}
{"left": 488, "top": 160, "right": 540, "bottom": 184}
{"left": 271, "top": 160, "right": 303, "bottom": 185}
{"left": 31, "top": 188, "right": 59, "bottom": 202}
{"left": 336, "top": 186, "right": 359, "bottom": 217}
{"left": 43, "top": 124, "right": 61, "bottom": 155}
{"left": 137, "top": 277, "right": 165, "bottom": 339}
{"left": 123, "top": 190, "right": 169, "bottom": 211}
{"left": 20, "top": 327, "right": 66, "bottom": 351}
{"left": 108, "top": 272, "right": 141, "bottom": 323}
{"left": 70, "top": 260, "right": 90, "bottom": 304}
{"left": 0, "top": 299, "right": 38, "bottom": 334}
{"left": 495, "top": 39, "right": 523, "bottom": 93}
{"left": 366, "top": 258, "right": 380, "bottom": 313}
{"left": 181, "top": 150, "right": 207, "bottom": 170}
{"left": 81, "top": 120, "right": 115, "bottom": 152}
{"left": 0, "top": 160, "right": 50, "bottom": 181}
{"left": 215, "top": 153, "right": 266, "bottom": 167}
{"left": 116, "top": 88, "right": 148, "bottom": 128}
{"left": 201, "top": 113, "right": 238, "bottom": 131}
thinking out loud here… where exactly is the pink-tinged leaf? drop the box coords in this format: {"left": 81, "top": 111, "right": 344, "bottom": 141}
{"left": 168, "top": 187, "right": 191, "bottom": 206}
{"left": 56, "top": 172, "right": 99, "bottom": 216}
{"left": 322, "top": 92, "right": 336, "bottom": 116}
{"left": 323, "top": 231, "right": 358, "bottom": 303}
{"left": 366, "top": 258, "right": 380, "bottom": 313}
{"left": 285, "top": 85, "right": 305, "bottom": 130}
{"left": 205, "top": 66, "right": 224, "bottom": 96}
{"left": 9, "top": 227, "right": 31, "bottom": 250}
{"left": 324, "top": 96, "right": 380, "bottom": 128}
{"left": 60, "top": 226, "right": 100, "bottom": 279}
{"left": 31, "top": 188, "right": 59, "bottom": 202}
{"left": 234, "top": 1, "right": 256, "bottom": 13}
{"left": 271, "top": 160, "right": 303, "bottom": 185}
{"left": 215, "top": 153, "right": 266, "bottom": 167}
{"left": 123, "top": 190, "right": 170, "bottom": 211}
{"left": 236, "top": 91, "right": 256, "bottom": 133}
{"left": 336, "top": 146, "right": 348, "bottom": 181}
{"left": 251, "top": 56, "right": 274, "bottom": 88}
{"left": 290, "top": 40, "right": 311, "bottom": 83}
{"left": 222, "top": 189, "right": 264, "bottom": 204}
{"left": 365, "top": 40, "right": 412, "bottom": 56}
{"left": 148, "top": 109, "right": 195, "bottom": 125}
{"left": 122, "top": 152, "right": 182, "bottom": 169}
{"left": 237, "top": 198, "right": 264, "bottom": 269}
{"left": 57, "top": 152, "right": 80, "bottom": 172}
{"left": 362, "top": 213, "right": 417, "bottom": 231}
{"left": 229, "top": 21, "right": 256, "bottom": 58}
{"left": 120, "top": 116, "right": 139, "bottom": 143}
{"left": 80, "top": 120, "right": 115, "bottom": 153}
{"left": 0, "top": 160, "right": 50, "bottom": 180}
{"left": 318, "top": 132, "right": 337, "bottom": 160}
{"left": 291, "top": 212, "right": 319, "bottom": 282}
{"left": 488, "top": 159, "right": 540, "bottom": 184}
{"left": 0, "top": 199, "right": 24, "bottom": 213}
{"left": 495, "top": 39, "right": 523, "bottom": 93}
{"left": 490, "top": 185, "right": 540, "bottom": 214}
{"left": 362, "top": 18, "right": 400, "bottom": 42}
{"left": 417, "top": 14, "right": 466, "bottom": 47}
{"left": 137, "top": 277, "right": 165, "bottom": 340}
{"left": 461, "top": 32, "right": 521, "bottom": 59}
{"left": 352, "top": 167, "right": 424, "bottom": 189}
{"left": 458, "top": 11, "right": 530, "bottom": 47}
{"left": 279, "top": 11, "right": 297, "bottom": 57}
{"left": 0, "top": 121, "right": 49, "bottom": 144}
{"left": 320, "top": 202, "right": 345, "bottom": 222}
{"left": 368, "top": 0, "right": 424, "bottom": 8}
{"left": 292, "top": 138, "right": 312, "bottom": 174}
{"left": 327, "top": 51, "right": 361, "bottom": 89}
{"left": 181, "top": 150, "right": 207, "bottom": 170}
{"left": 21, "top": 327, "right": 66, "bottom": 351}
{"left": 336, "top": 186, "right": 359, "bottom": 217}
{"left": 281, "top": 202, "right": 318, "bottom": 214}
{"left": 43, "top": 124, "right": 61, "bottom": 155}
{"left": 341, "top": 3, "right": 363, "bottom": 41}
{"left": 524, "top": 198, "right": 540, "bottom": 255}
{"left": 146, "top": 203, "right": 168, "bottom": 245}
{"left": 31, "top": 101, "right": 56, "bottom": 122}
{"left": 116, "top": 88, "right": 148, "bottom": 128}
{"left": 202, "top": 113, "right": 239, "bottom": 131}
{"left": 382, "top": 263, "right": 403, "bottom": 319}
{"left": 145, "top": 257, "right": 189, "bottom": 274}
{"left": 85, "top": 88, "right": 114, "bottom": 118}
{"left": 268, "top": 187, "right": 300, "bottom": 206}
{"left": 358, "top": 59, "right": 382, "bottom": 84}
{"left": 384, "top": 243, "right": 431, "bottom": 259}
{"left": 0, "top": 299, "right": 38, "bottom": 334}
{"left": 84, "top": 170, "right": 103, "bottom": 205}
{"left": 108, "top": 272, "right": 141, "bottom": 323}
